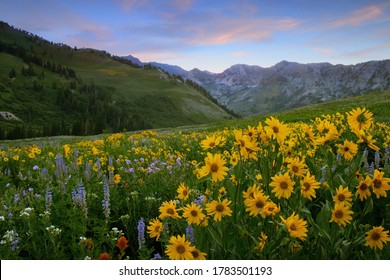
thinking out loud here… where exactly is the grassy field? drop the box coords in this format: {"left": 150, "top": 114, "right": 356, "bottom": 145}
{"left": 1, "top": 88, "right": 389, "bottom": 260}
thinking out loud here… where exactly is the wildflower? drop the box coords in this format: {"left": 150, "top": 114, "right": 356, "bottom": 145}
{"left": 137, "top": 218, "right": 145, "bottom": 249}
{"left": 165, "top": 235, "right": 194, "bottom": 260}
{"left": 182, "top": 203, "right": 206, "bottom": 225}
{"left": 329, "top": 203, "right": 353, "bottom": 227}
{"left": 152, "top": 253, "right": 162, "bottom": 260}
{"left": 116, "top": 236, "right": 129, "bottom": 252}
{"left": 205, "top": 199, "right": 232, "bottom": 222}
{"left": 337, "top": 140, "right": 358, "bottom": 160}
{"left": 286, "top": 157, "right": 306, "bottom": 178}
{"left": 198, "top": 153, "right": 229, "bottom": 182}
{"left": 190, "top": 247, "right": 207, "bottom": 260}
{"left": 356, "top": 131, "right": 380, "bottom": 151}
{"left": 229, "top": 152, "right": 239, "bottom": 166}
{"left": 102, "top": 176, "right": 110, "bottom": 221}
{"left": 371, "top": 169, "right": 390, "bottom": 198}
{"left": 300, "top": 172, "right": 320, "bottom": 201}
{"left": 356, "top": 176, "right": 372, "bottom": 201}
{"left": 233, "top": 129, "right": 260, "bottom": 159}
{"left": 159, "top": 200, "right": 180, "bottom": 219}
{"left": 113, "top": 174, "right": 121, "bottom": 185}
{"left": 261, "top": 201, "right": 280, "bottom": 217}
{"left": 264, "top": 116, "right": 290, "bottom": 144}
{"left": 244, "top": 191, "right": 269, "bottom": 217}
{"left": 200, "top": 135, "right": 225, "bottom": 150}
{"left": 365, "top": 226, "right": 390, "bottom": 250}
{"left": 147, "top": 218, "right": 163, "bottom": 240}
{"left": 243, "top": 184, "right": 262, "bottom": 199}
{"left": 280, "top": 213, "right": 308, "bottom": 240}
{"left": 347, "top": 107, "right": 373, "bottom": 131}
{"left": 98, "top": 252, "right": 111, "bottom": 260}
{"left": 186, "top": 225, "right": 195, "bottom": 243}
{"left": 270, "top": 172, "right": 295, "bottom": 199}
{"left": 255, "top": 232, "right": 268, "bottom": 252}
{"left": 177, "top": 183, "right": 190, "bottom": 201}
{"left": 333, "top": 185, "right": 353, "bottom": 206}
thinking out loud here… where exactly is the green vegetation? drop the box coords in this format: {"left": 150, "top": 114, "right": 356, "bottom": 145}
{"left": 0, "top": 21, "right": 234, "bottom": 140}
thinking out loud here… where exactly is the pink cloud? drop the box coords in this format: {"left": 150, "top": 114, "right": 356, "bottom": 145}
{"left": 326, "top": 5, "right": 384, "bottom": 28}
{"left": 116, "top": 0, "right": 149, "bottom": 12}
{"left": 311, "top": 47, "right": 335, "bottom": 55}
{"left": 185, "top": 17, "right": 302, "bottom": 46}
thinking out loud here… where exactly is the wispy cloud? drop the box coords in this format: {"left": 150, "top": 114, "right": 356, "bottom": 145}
{"left": 325, "top": 5, "right": 384, "bottom": 28}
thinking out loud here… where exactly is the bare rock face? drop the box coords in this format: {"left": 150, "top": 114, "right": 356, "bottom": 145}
{"left": 186, "top": 60, "right": 390, "bottom": 116}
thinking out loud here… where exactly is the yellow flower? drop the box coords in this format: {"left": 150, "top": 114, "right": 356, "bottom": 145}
{"left": 147, "top": 218, "right": 163, "bottom": 240}
{"left": 198, "top": 153, "right": 229, "bottom": 182}
{"left": 190, "top": 247, "right": 207, "bottom": 260}
{"left": 356, "top": 130, "right": 380, "bottom": 151}
{"left": 371, "top": 169, "right": 390, "bottom": 199}
{"left": 261, "top": 201, "right": 280, "bottom": 217}
{"left": 365, "top": 226, "right": 390, "bottom": 250}
{"left": 264, "top": 116, "right": 290, "bottom": 144}
{"left": 329, "top": 203, "right": 353, "bottom": 227}
{"left": 347, "top": 107, "right": 373, "bottom": 131}
{"left": 229, "top": 151, "right": 239, "bottom": 166}
{"left": 333, "top": 185, "right": 353, "bottom": 206}
{"left": 255, "top": 232, "right": 268, "bottom": 252}
{"left": 243, "top": 183, "right": 262, "bottom": 199}
{"left": 300, "top": 172, "right": 320, "bottom": 201}
{"left": 280, "top": 212, "right": 308, "bottom": 240}
{"left": 270, "top": 172, "right": 295, "bottom": 199}
{"left": 233, "top": 129, "right": 259, "bottom": 159}
{"left": 113, "top": 174, "right": 121, "bottom": 185}
{"left": 182, "top": 203, "right": 206, "bottom": 225}
{"left": 200, "top": 135, "right": 225, "bottom": 150}
{"left": 356, "top": 176, "right": 372, "bottom": 201}
{"left": 337, "top": 140, "right": 358, "bottom": 160}
{"left": 205, "top": 199, "right": 232, "bottom": 222}
{"left": 244, "top": 191, "right": 269, "bottom": 217}
{"left": 159, "top": 200, "right": 181, "bottom": 220}
{"left": 286, "top": 157, "right": 306, "bottom": 178}
{"left": 177, "top": 183, "right": 190, "bottom": 201}
{"left": 165, "top": 235, "right": 194, "bottom": 260}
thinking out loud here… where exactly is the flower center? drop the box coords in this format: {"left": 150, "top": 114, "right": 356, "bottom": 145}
{"left": 335, "top": 210, "right": 344, "bottom": 219}
{"left": 209, "top": 142, "right": 215, "bottom": 147}
{"left": 272, "top": 126, "right": 279, "bottom": 133}
{"left": 176, "top": 245, "right": 185, "bottom": 254}
{"left": 290, "top": 224, "right": 297, "bottom": 231}
{"left": 359, "top": 183, "right": 368, "bottom": 191}
{"left": 190, "top": 210, "right": 198, "bottom": 217}
{"left": 167, "top": 208, "right": 175, "bottom": 215}
{"left": 292, "top": 166, "right": 299, "bottom": 173}
{"left": 215, "top": 204, "right": 225, "bottom": 212}
{"left": 182, "top": 190, "right": 188, "bottom": 196}
{"left": 154, "top": 226, "right": 160, "bottom": 232}
{"left": 373, "top": 179, "right": 382, "bottom": 189}
{"left": 255, "top": 200, "right": 265, "bottom": 209}
{"left": 338, "top": 194, "right": 345, "bottom": 201}
{"left": 210, "top": 163, "right": 219, "bottom": 173}
{"left": 344, "top": 147, "right": 350, "bottom": 152}
{"left": 303, "top": 182, "right": 311, "bottom": 191}
{"left": 280, "top": 181, "right": 288, "bottom": 189}
{"left": 191, "top": 250, "right": 199, "bottom": 258}
{"left": 371, "top": 232, "right": 381, "bottom": 241}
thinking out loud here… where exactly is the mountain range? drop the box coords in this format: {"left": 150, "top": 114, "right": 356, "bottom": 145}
{"left": 124, "top": 56, "right": 390, "bottom": 117}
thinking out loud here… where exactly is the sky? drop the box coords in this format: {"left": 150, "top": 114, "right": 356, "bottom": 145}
{"left": 1, "top": 0, "right": 390, "bottom": 73}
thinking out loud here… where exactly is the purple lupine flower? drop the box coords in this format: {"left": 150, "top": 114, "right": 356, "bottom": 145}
{"left": 45, "top": 190, "right": 52, "bottom": 212}
{"left": 186, "top": 225, "right": 195, "bottom": 244}
{"left": 102, "top": 176, "right": 110, "bottom": 221}
{"left": 194, "top": 194, "right": 205, "bottom": 206}
{"left": 85, "top": 161, "right": 91, "bottom": 181}
{"left": 55, "top": 153, "right": 68, "bottom": 181}
{"left": 137, "top": 218, "right": 145, "bottom": 249}
{"left": 369, "top": 162, "right": 375, "bottom": 174}
{"left": 129, "top": 167, "right": 134, "bottom": 173}
{"left": 320, "top": 166, "right": 327, "bottom": 184}
{"left": 72, "top": 186, "right": 88, "bottom": 217}
{"left": 14, "top": 193, "right": 20, "bottom": 203}
{"left": 33, "top": 165, "right": 39, "bottom": 171}
{"left": 152, "top": 253, "right": 162, "bottom": 260}
{"left": 176, "top": 157, "right": 182, "bottom": 166}
{"left": 375, "top": 151, "right": 381, "bottom": 169}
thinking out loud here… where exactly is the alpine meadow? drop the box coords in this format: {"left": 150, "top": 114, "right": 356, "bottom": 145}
{"left": 1, "top": 21, "right": 390, "bottom": 260}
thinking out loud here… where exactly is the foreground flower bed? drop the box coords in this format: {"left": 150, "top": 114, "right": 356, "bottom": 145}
{"left": 0, "top": 107, "right": 389, "bottom": 259}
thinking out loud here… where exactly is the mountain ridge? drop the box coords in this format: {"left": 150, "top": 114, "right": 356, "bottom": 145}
{"left": 125, "top": 56, "right": 390, "bottom": 117}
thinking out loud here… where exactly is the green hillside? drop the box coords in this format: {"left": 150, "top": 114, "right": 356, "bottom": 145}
{"left": 0, "top": 21, "right": 234, "bottom": 139}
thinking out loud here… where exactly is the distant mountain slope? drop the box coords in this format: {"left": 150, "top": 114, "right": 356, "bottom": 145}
{"left": 133, "top": 55, "right": 390, "bottom": 117}
{"left": 0, "top": 21, "right": 234, "bottom": 140}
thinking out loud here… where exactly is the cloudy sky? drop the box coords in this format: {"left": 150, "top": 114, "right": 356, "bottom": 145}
{"left": 1, "top": 0, "right": 390, "bottom": 72}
